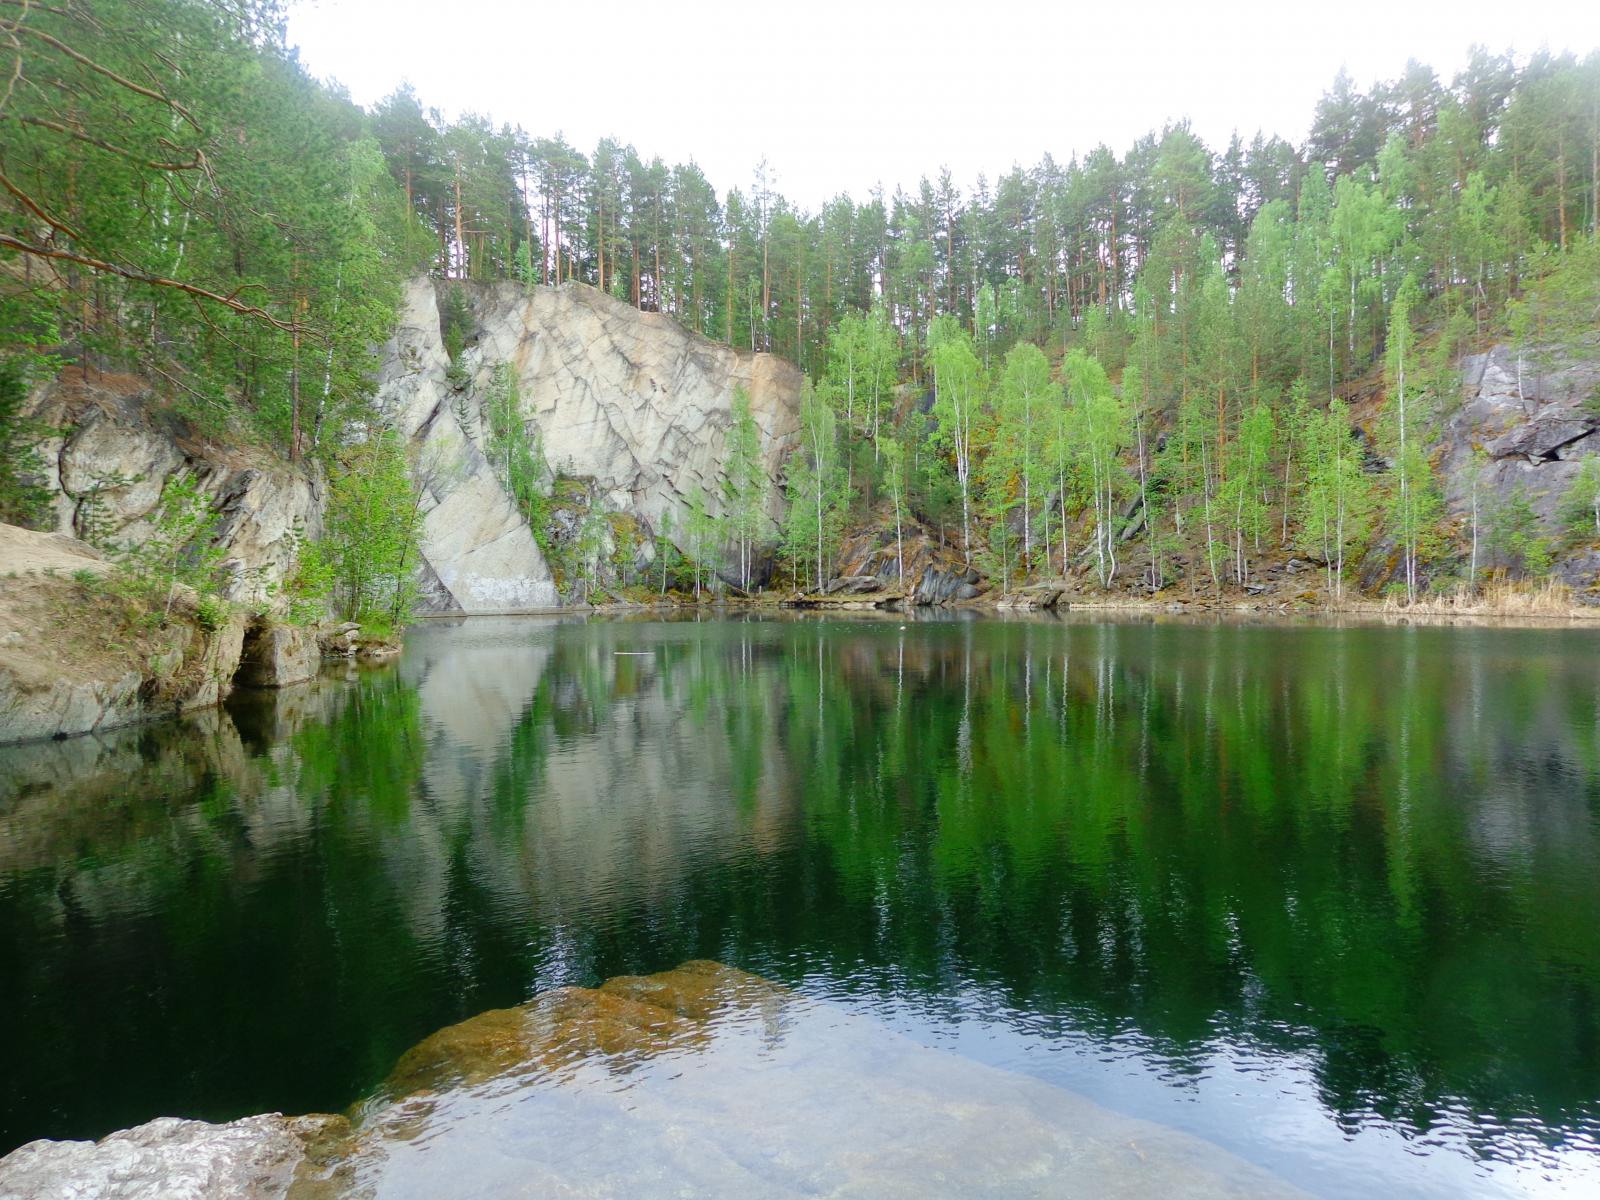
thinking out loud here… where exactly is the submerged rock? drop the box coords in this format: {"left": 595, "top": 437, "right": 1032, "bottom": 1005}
{"left": 0, "top": 960, "right": 1305, "bottom": 1198}
{"left": 339, "top": 961, "right": 1303, "bottom": 1199}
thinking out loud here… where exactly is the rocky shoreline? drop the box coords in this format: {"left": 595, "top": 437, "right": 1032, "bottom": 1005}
{"left": 0, "top": 525, "right": 395, "bottom": 746}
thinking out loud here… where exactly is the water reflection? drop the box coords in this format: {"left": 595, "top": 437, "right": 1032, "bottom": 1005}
{"left": 2, "top": 615, "right": 1599, "bottom": 1197}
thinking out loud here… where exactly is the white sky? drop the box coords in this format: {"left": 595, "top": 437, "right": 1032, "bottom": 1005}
{"left": 285, "top": 0, "right": 1600, "bottom": 209}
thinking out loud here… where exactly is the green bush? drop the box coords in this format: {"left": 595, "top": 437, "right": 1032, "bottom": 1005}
{"left": 194, "top": 593, "right": 231, "bottom": 632}
{"left": 482, "top": 364, "right": 552, "bottom": 546}
{"left": 316, "top": 428, "right": 424, "bottom": 629}
{"left": 113, "top": 474, "right": 227, "bottom": 619}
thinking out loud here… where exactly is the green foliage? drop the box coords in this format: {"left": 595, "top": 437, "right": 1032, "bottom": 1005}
{"left": 9, "top": 9, "right": 1600, "bottom": 606}
{"left": 1508, "top": 235, "right": 1600, "bottom": 376}
{"left": 1220, "top": 401, "right": 1276, "bottom": 585}
{"left": 574, "top": 509, "right": 609, "bottom": 600}
{"left": 1485, "top": 484, "right": 1553, "bottom": 578}
{"left": 318, "top": 430, "right": 425, "bottom": 629}
{"left": 990, "top": 343, "right": 1057, "bottom": 572}
{"left": 1383, "top": 277, "right": 1443, "bottom": 602}
{"left": 194, "top": 593, "right": 231, "bottom": 633}
{"left": 722, "top": 386, "right": 767, "bottom": 590}
{"left": 1558, "top": 457, "right": 1600, "bottom": 543}
{"left": 0, "top": 1, "right": 410, "bottom": 459}
{"left": 0, "top": 359, "right": 51, "bottom": 529}
{"left": 113, "top": 475, "right": 228, "bottom": 620}
{"left": 440, "top": 286, "right": 473, "bottom": 364}
{"left": 683, "top": 486, "right": 724, "bottom": 597}
{"left": 928, "top": 318, "right": 982, "bottom": 562}
{"left": 1294, "top": 393, "right": 1375, "bottom": 599}
{"left": 1062, "top": 349, "right": 1129, "bottom": 588}
{"left": 654, "top": 508, "right": 686, "bottom": 595}
{"left": 783, "top": 382, "right": 846, "bottom": 591}
{"left": 482, "top": 364, "right": 551, "bottom": 545}
{"left": 880, "top": 436, "right": 908, "bottom": 587}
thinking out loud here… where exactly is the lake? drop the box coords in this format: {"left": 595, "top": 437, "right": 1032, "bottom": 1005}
{"left": 2, "top": 613, "right": 1598, "bottom": 1197}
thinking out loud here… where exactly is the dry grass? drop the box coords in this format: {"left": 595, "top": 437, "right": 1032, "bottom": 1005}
{"left": 1359, "top": 578, "right": 1600, "bottom": 619}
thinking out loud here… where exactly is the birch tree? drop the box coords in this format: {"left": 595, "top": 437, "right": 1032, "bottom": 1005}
{"left": 928, "top": 316, "right": 981, "bottom": 564}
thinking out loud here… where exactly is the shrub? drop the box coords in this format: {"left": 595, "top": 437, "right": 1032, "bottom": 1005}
{"left": 194, "top": 593, "right": 231, "bottom": 632}
{"left": 317, "top": 428, "right": 424, "bottom": 629}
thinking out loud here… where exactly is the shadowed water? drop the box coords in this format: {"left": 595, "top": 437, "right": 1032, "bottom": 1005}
{"left": 1, "top": 614, "right": 1599, "bottom": 1197}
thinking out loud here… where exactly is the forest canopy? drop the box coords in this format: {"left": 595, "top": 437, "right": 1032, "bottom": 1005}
{"left": 2, "top": 0, "right": 1598, "bottom": 596}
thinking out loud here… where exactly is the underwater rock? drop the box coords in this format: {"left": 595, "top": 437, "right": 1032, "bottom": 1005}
{"left": 0, "top": 962, "right": 1304, "bottom": 1198}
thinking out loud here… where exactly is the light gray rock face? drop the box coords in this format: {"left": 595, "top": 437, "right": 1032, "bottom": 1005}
{"left": 26, "top": 373, "right": 320, "bottom": 609}
{"left": 379, "top": 278, "right": 803, "bottom": 604}
{"left": 376, "top": 282, "right": 559, "bottom": 612}
{"left": 0, "top": 665, "right": 146, "bottom": 745}
{"left": 0, "top": 1114, "right": 340, "bottom": 1200}
{"left": 471, "top": 281, "right": 802, "bottom": 543}
{"left": 1439, "top": 344, "right": 1600, "bottom": 530}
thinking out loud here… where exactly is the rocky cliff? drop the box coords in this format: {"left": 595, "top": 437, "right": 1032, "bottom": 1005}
{"left": 24, "top": 368, "right": 319, "bottom": 607}
{"left": 15, "top": 280, "right": 805, "bottom": 621}
{"left": 376, "top": 278, "right": 804, "bottom": 610}
{"left": 1435, "top": 343, "right": 1600, "bottom": 586}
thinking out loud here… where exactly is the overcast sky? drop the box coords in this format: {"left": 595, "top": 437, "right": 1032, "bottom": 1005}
{"left": 285, "top": 0, "right": 1599, "bottom": 208}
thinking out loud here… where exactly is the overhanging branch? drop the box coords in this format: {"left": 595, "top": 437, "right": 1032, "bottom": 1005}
{"left": 0, "top": 231, "right": 319, "bottom": 337}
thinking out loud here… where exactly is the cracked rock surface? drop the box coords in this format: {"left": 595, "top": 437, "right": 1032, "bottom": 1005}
{"left": 377, "top": 279, "right": 802, "bottom": 609}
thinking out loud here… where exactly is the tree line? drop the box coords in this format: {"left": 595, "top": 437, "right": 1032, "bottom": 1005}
{"left": 371, "top": 49, "right": 1599, "bottom": 385}
{"left": 2, "top": 2, "right": 1598, "bottom": 602}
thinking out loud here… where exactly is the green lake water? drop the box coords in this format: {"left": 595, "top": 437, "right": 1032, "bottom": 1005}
{"left": 2, "top": 613, "right": 1599, "bottom": 1196}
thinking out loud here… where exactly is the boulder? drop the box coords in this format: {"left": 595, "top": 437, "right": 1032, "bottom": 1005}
{"left": 0, "top": 1113, "right": 347, "bottom": 1200}
{"left": 824, "top": 574, "right": 884, "bottom": 595}
{"left": 0, "top": 525, "right": 249, "bottom": 745}
{"left": 317, "top": 622, "right": 362, "bottom": 658}
{"left": 1486, "top": 414, "right": 1596, "bottom": 462}
{"left": 997, "top": 584, "right": 1065, "bottom": 610}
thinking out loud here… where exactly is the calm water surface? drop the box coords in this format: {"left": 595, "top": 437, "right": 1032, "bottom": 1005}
{"left": 2, "top": 614, "right": 1599, "bottom": 1197}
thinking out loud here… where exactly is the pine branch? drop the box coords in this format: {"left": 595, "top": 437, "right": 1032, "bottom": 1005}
{"left": 1, "top": 114, "right": 204, "bottom": 170}
{"left": 0, "top": 231, "right": 315, "bottom": 336}
{"left": 7, "top": 19, "right": 200, "bottom": 131}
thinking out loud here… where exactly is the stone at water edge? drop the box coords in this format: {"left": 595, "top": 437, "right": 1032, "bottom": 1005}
{"left": 0, "top": 1114, "right": 349, "bottom": 1200}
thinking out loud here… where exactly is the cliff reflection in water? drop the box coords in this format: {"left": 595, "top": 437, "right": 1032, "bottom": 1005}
{"left": 2, "top": 614, "right": 1599, "bottom": 1195}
